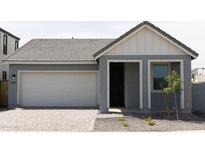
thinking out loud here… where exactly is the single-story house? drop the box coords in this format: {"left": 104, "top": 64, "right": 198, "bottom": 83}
{"left": 4, "top": 21, "right": 199, "bottom": 113}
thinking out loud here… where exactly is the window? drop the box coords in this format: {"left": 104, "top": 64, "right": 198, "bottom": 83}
{"left": 152, "top": 64, "right": 170, "bottom": 91}
{"left": 3, "top": 35, "right": 8, "bottom": 55}
{"left": 15, "top": 40, "right": 19, "bottom": 50}
{"left": 2, "top": 71, "right": 7, "bottom": 81}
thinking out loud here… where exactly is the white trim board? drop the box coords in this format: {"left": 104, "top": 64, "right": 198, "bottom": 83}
{"left": 4, "top": 61, "right": 97, "bottom": 64}
{"left": 107, "top": 59, "right": 143, "bottom": 109}
{"left": 147, "top": 59, "right": 184, "bottom": 109}
{"left": 17, "top": 70, "right": 98, "bottom": 73}
{"left": 16, "top": 70, "right": 99, "bottom": 106}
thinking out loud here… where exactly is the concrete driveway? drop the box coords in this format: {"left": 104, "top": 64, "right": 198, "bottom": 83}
{"left": 0, "top": 108, "right": 97, "bottom": 131}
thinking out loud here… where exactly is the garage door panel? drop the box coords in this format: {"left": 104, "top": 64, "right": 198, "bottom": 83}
{"left": 19, "top": 72, "right": 98, "bottom": 107}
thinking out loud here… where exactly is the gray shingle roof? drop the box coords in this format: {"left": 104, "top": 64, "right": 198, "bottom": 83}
{"left": 5, "top": 39, "right": 114, "bottom": 62}
{"left": 4, "top": 21, "right": 199, "bottom": 63}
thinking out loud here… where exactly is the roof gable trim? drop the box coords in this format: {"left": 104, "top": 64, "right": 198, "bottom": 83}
{"left": 0, "top": 28, "right": 20, "bottom": 40}
{"left": 145, "top": 25, "right": 197, "bottom": 58}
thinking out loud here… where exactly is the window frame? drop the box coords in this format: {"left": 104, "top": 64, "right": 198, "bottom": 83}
{"left": 2, "top": 71, "right": 7, "bottom": 81}
{"left": 3, "top": 34, "right": 8, "bottom": 55}
{"left": 15, "top": 40, "right": 19, "bottom": 50}
{"left": 151, "top": 62, "right": 171, "bottom": 92}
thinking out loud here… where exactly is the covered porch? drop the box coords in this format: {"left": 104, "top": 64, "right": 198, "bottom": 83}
{"left": 107, "top": 60, "right": 143, "bottom": 111}
{"left": 99, "top": 57, "right": 191, "bottom": 113}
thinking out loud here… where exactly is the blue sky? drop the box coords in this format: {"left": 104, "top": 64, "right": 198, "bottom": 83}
{"left": 0, "top": 21, "right": 204, "bottom": 68}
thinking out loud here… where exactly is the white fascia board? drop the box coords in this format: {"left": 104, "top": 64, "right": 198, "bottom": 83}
{"left": 3, "top": 60, "right": 97, "bottom": 65}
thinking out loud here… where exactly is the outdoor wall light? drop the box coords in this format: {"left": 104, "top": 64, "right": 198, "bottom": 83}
{"left": 12, "top": 74, "right": 16, "bottom": 80}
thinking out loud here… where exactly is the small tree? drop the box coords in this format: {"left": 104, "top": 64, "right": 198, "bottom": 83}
{"left": 163, "top": 70, "right": 182, "bottom": 120}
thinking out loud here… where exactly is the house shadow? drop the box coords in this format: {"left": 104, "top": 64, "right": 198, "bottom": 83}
{"left": 20, "top": 106, "right": 98, "bottom": 110}
{"left": 107, "top": 109, "right": 205, "bottom": 124}
{"left": 0, "top": 106, "right": 9, "bottom": 112}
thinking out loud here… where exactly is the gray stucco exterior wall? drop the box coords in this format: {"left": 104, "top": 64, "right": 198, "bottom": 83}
{"left": 151, "top": 93, "right": 181, "bottom": 111}
{"left": 124, "top": 63, "right": 140, "bottom": 109}
{"left": 192, "top": 83, "right": 205, "bottom": 113}
{"left": 8, "top": 64, "right": 98, "bottom": 107}
{"left": 183, "top": 57, "right": 192, "bottom": 111}
{"left": 8, "top": 54, "right": 192, "bottom": 113}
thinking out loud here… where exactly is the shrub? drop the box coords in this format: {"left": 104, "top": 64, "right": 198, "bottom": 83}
{"left": 147, "top": 120, "right": 156, "bottom": 126}
{"left": 118, "top": 117, "right": 128, "bottom": 128}
{"left": 118, "top": 117, "right": 126, "bottom": 122}
{"left": 144, "top": 116, "right": 156, "bottom": 126}
{"left": 121, "top": 121, "right": 128, "bottom": 127}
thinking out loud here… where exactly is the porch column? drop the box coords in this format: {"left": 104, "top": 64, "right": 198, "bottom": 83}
{"left": 142, "top": 59, "right": 149, "bottom": 111}
{"left": 98, "top": 57, "right": 109, "bottom": 112}
{"left": 182, "top": 57, "right": 192, "bottom": 113}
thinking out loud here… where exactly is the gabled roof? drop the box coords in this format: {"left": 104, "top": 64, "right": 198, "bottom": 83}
{"left": 0, "top": 28, "right": 20, "bottom": 40}
{"left": 93, "top": 21, "right": 199, "bottom": 59}
{"left": 4, "top": 39, "right": 114, "bottom": 63}
{"left": 4, "top": 21, "right": 199, "bottom": 64}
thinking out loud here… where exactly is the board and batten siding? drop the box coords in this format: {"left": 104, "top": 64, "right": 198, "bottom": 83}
{"left": 105, "top": 27, "right": 186, "bottom": 56}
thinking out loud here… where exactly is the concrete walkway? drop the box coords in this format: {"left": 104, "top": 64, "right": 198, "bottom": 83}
{"left": 0, "top": 108, "right": 97, "bottom": 131}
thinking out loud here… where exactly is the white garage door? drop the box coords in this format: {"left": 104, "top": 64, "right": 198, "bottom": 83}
{"left": 18, "top": 71, "right": 98, "bottom": 107}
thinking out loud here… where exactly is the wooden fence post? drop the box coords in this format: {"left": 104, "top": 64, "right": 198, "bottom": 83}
{"left": 0, "top": 81, "right": 8, "bottom": 106}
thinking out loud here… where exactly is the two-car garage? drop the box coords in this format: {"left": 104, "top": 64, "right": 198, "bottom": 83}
{"left": 17, "top": 71, "right": 98, "bottom": 107}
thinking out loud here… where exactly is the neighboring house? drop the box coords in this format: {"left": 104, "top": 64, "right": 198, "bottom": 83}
{"left": 4, "top": 21, "right": 199, "bottom": 113}
{"left": 192, "top": 68, "right": 205, "bottom": 83}
{"left": 0, "top": 28, "right": 20, "bottom": 81}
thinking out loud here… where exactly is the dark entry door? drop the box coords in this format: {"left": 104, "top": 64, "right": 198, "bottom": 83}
{"left": 110, "top": 63, "right": 124, "bottom": 107}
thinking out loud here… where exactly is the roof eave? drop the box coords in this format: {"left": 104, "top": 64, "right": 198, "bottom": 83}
{"left": 0, "top": 28, "right": 20, "bottom": 40}
{"left": 3, "top": 59, "right": 97, "bottom": 64}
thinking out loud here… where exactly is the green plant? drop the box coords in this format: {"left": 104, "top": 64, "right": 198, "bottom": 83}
{"left": 121, "top": 121, "right": 128, "bottom": 127}
{"left": 118, "top": 117, "right": 128, "bottom": 128}
{"left": 144, "top": 116, "right": 156, "bottom": 126}
{"left": 118, "top": 117, "right": 126, "bottom": 122}
{"left": 144, "top": 116, "right": 152, "bottom": 122}
{"left": 147, "top": 120, "right": 156, "bottom": 126}
{"left": 163, "top": 70, "right": 182, "bottom": 120}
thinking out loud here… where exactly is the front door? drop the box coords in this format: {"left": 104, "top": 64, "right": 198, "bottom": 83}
{"left": 110, "top": 63, "right": 124, "bottom": 107}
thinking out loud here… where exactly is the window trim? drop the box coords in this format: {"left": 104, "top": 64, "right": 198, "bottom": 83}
{"left": 2, "top": 71, "right": 7, "bottom": 81}
{"left": 151, "top": 62, "right": 171, "bottom": 93}
{"left": 148, "top": 59, "right": 184, "bottom": 109}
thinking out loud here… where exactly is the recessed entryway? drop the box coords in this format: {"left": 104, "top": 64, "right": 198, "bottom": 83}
{"left": 107, "top": 60, "right": 143, "bottom": 110}
{"left": 110, "top": 63, "right": 124, "bottom": 107}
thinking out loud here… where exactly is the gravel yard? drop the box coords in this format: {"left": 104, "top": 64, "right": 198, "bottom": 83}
{"left": 0, "top": 108, "right": 97, "bottom": 131}
{"left": 94, "top": 113, "right": 205, "bottom": 132}
{"left": 1, "top": 108, "right": 205, "bottom": 132}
